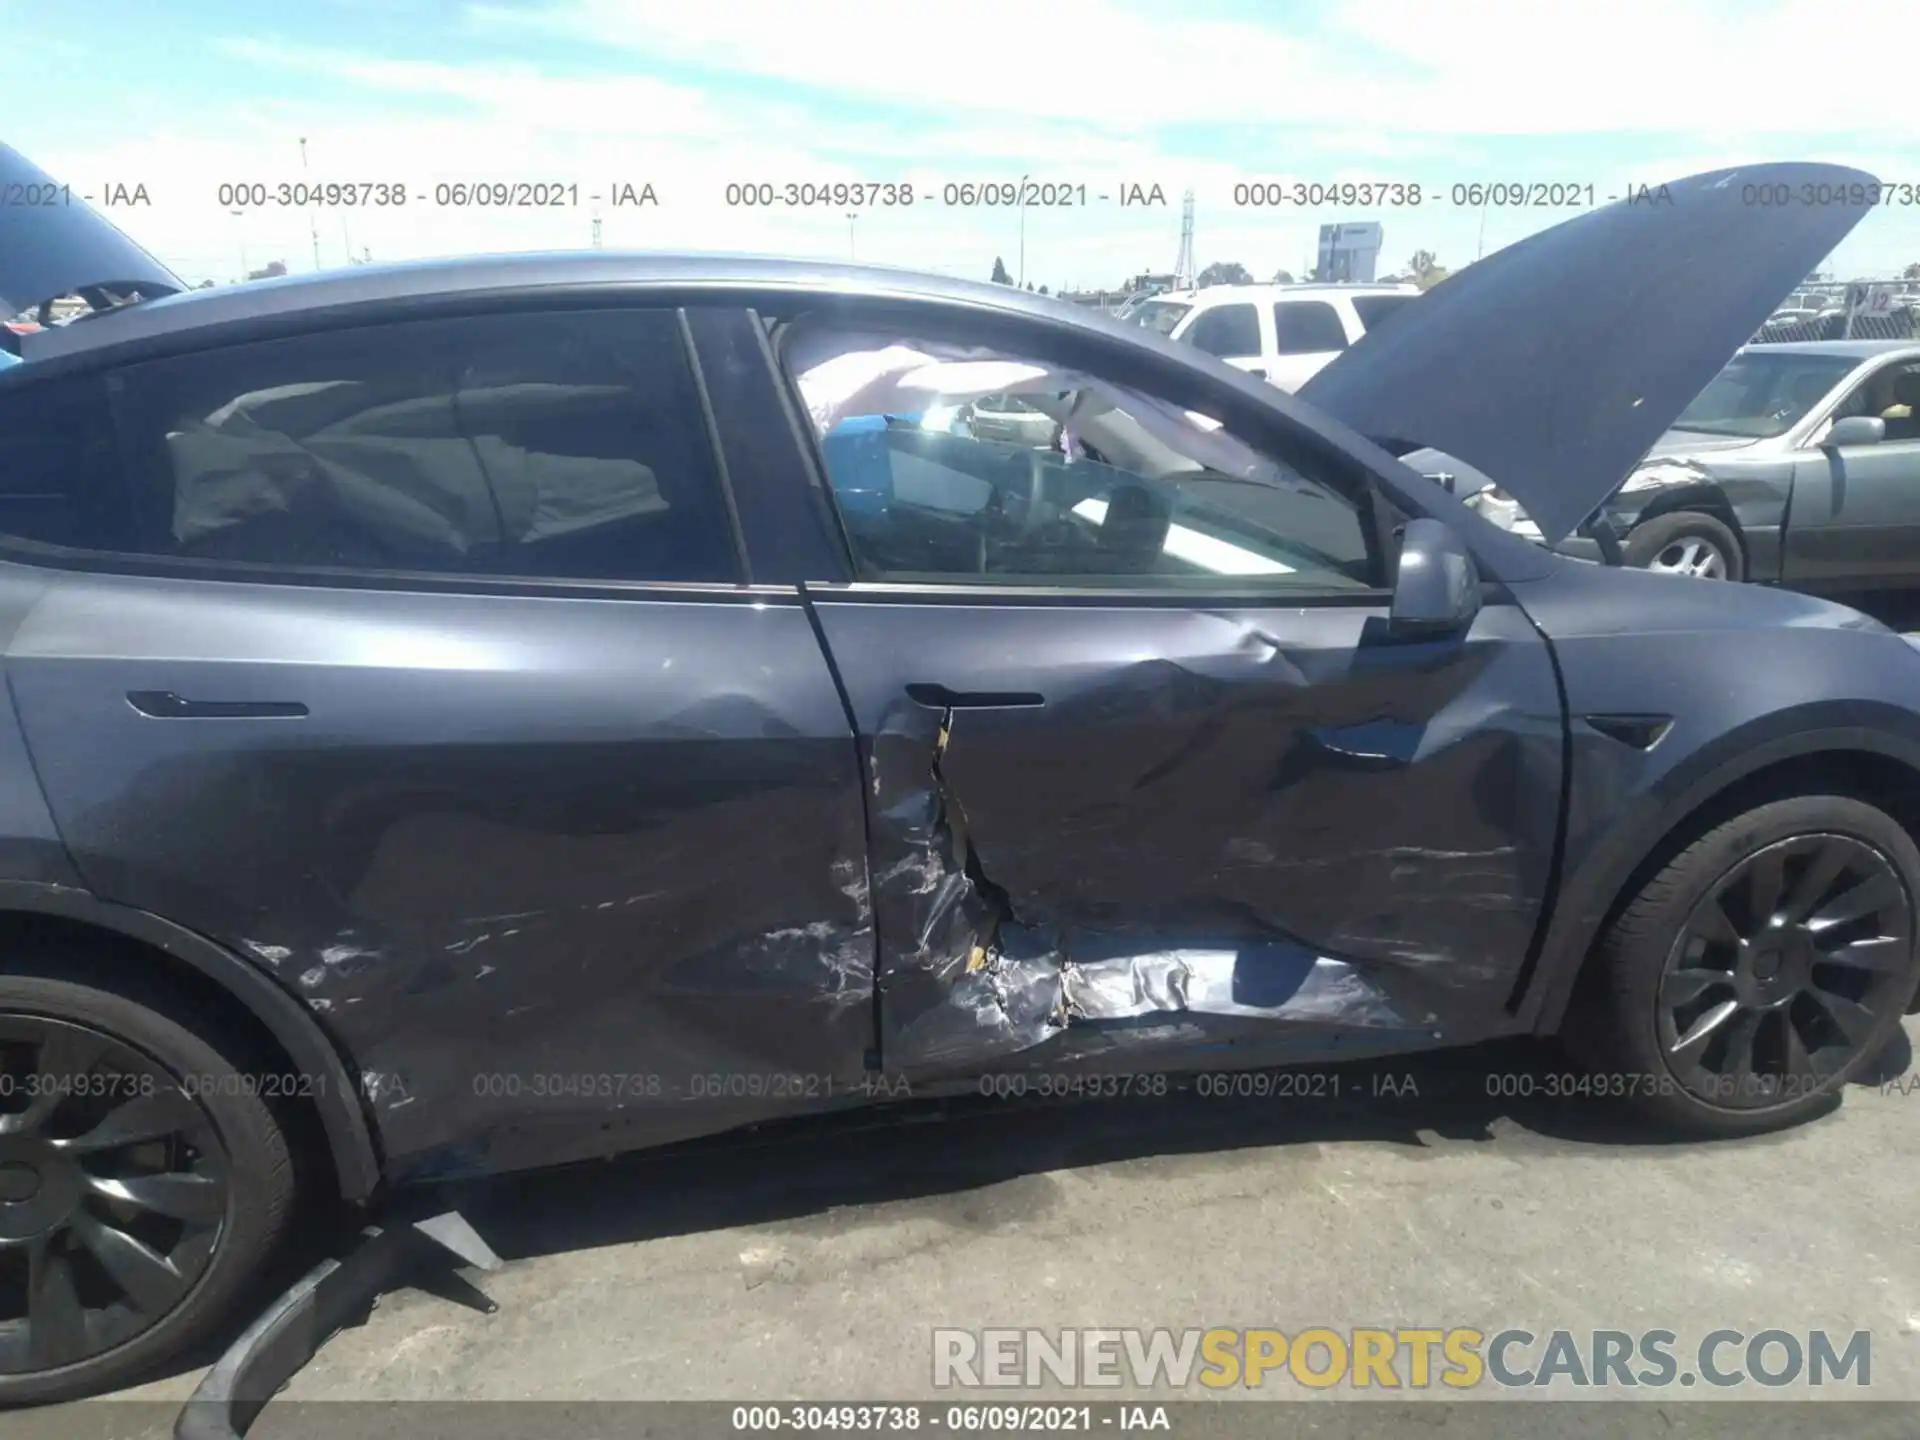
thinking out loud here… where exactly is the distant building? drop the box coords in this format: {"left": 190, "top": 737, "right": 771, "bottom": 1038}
{"left": 1315, "top": 223, "right": 1382, "bottom": 283}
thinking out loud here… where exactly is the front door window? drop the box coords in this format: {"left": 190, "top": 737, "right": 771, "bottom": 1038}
{"left": 795, "top": 335, "right": 1376, "bottom": 592}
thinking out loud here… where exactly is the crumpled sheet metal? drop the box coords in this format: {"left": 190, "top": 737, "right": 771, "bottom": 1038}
{"left": 1059, "top": 945, "right": 1408, "bottom": 1027}
{"left": 892, "top": 924, "right": 1423, "bottom": 1071}
{"left": 876, "top": 691, "right": 1433, "bottom": 1072}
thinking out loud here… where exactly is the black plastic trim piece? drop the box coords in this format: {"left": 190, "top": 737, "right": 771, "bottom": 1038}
{"left": 678, "top": 307, "right": 753, "bottom": 587}
{"left": 174, "top": 1210, "right": 501, "bottom": 1440}
{"left": 126, "top": 692, "right": 309, "bottom": 720}
{"left": 905, "top": 683, "right": 1045, "bottom": 710}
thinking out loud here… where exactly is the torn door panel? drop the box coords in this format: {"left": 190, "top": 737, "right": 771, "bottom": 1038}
{"left": 1059, "top": 941, "right": 1410, "bottom": 1027}
{"left": 871, "top": 689, "right": 1437, "bottom": 1074}
{"left": 865, "top": 693, "right": 1022, "bottom": 1068}
{"left": 888, "top": 919, "right": 1430, "bottom": 1074}
{"left": 816, "top": 595, "right": 1564, "bottom": 1078}
{"left": 933, "top": 606, "right": 1561, "bottom": 986}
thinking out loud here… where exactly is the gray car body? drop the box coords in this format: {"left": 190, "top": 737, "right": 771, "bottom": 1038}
{"left": 1, "top": 163, "right": 1918, "bottom": 1203}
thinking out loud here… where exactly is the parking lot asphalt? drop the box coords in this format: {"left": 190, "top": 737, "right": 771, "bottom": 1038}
{"left": 31, "top": 1022, "right": 1920, "bottom": 1440}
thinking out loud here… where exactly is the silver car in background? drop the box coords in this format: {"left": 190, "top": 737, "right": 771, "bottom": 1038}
{"left": 1450, "top": 339, "right": 1920, "bottom": 594}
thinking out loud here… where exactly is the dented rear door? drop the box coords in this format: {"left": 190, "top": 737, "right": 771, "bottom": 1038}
{"left": 1, "top": 307, "right": 874, "bottom": 1180}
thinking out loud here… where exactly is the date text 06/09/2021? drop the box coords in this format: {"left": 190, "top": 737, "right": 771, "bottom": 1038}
{"left": 721, "top": 181, "right": 1168, "bottom": 208}
{"left": 730, "top": 1404, "right": 1171, "bottom": 1433}
{"left": 210, "top": 181, "right": 660, "bottom": 209}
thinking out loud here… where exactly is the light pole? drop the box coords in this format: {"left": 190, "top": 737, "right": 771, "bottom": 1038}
{"left": 299, "top": 137, "right": 321, "bottom": 271}
{"left": 1476, "top": 197, "right": 1489, "bottom": 261}
{"left": 846, "top": 212, "right": 857, "bottom": 261}
{"left": 229, "top": 209, "right": 249, "bottom": 282}
{"left": 1018, "top": 203, "right": 1026, "bottom": 288}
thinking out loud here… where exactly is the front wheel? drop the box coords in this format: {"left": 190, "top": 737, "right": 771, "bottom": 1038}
{"left": 1578, "top": 794, "right": 1920, "bottom": 1136}
{"left": 1622, "top": 510, "right": 1745, "bottom": 581}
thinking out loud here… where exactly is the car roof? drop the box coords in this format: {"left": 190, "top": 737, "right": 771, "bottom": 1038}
{"left": 1151, "top": 283, "right": 1417, "bottom": 306}
{"left": 1736, "top": 338, "right": 1920, "bottom": 360}
{"left": 19, "top": 251, "right": 1133, "bottom": 366}
{"left": 6, "top": 157, "right": 1880, "bottom": 555}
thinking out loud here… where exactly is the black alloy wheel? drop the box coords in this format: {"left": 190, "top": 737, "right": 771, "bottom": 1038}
{"left": 0, "top": 959, "right": 296, "bottom": 1405}
{"left": 0, "top": 1016, "right": 229, "bottom": 1375}
{"left": 1579, "top": 794, "right": 1920, "bottom": 1135}
{"left": 1658, "top": 834, "right": 1913, "bottom": 1108}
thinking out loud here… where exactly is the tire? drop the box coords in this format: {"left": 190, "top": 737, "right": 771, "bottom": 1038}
{"left": 1622, "top": 510, "right": 1745, "bottom": 581}
{"left": 0, "top": 956, "right": 297, "bottom": 1404}
{"left": 1578, "top": 794, "right": 1920, "bottom": 1137}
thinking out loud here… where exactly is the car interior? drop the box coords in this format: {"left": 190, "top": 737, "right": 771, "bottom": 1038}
{"left": 801, "top": 340, "right": 1375, "bottom": 587}
{"left": 1831, "top": 360, "right": 1920, "bottom": 443}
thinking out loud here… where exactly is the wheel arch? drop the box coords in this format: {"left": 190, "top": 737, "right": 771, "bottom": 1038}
{"left": 1521, "top": 720, "right": 1920, "bottom": 1036}
{"left": 0, "top": 881, "right": 381, "bottom": 1201}
{"left": 1628, "top": 489, "right": 1749, "bottom": 568}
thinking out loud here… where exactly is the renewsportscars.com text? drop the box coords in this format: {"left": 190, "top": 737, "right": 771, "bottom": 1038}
{"left": 932, "top": 1327, "right": 1872, "bottom": 1391}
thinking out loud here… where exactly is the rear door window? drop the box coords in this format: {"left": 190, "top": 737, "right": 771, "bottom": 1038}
{"left": 1272, "top": 301, "right": 1349, "bottom": 355}
{"left": 106, "top": 309, "right": 740, "bottom": 583}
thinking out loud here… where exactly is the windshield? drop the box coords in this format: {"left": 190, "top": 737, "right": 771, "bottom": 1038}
{"left": 1127, "top": 300, "right": 1190, "bottom": 337}
{"left": 1671, "top": 352, "right": 1859, "bottom": 438}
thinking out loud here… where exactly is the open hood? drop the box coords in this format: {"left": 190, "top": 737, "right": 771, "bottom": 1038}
{"left": 0, "top": 143, "right": 182, "bottom": 318}
{"left": 1297, "top": 164, "right": 1878, "bottom": 546}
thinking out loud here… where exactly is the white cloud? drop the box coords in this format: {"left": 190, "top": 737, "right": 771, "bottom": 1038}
{"left": 472, "top": 0, "right": 1920, "bottom": 135}
{"left": 11, "top": 3, "right": 1918, "bottom": 288}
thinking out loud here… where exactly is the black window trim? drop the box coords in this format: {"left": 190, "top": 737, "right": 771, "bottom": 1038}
{"left": 804, "top": 580, "right": 1392, "bottom": 608}
{"left": 0, "top": 302, "right": 762, "bottom": 598}
{"left": 750, "top": 310, "right": 863, "bottom": 585}
{"left": 768, "top": 309, "right": 1393, "bottom": 605}
{"left": 676, "top": 308, "right": 754, "bottom": 585}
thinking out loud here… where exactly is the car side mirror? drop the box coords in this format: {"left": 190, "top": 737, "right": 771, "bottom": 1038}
{"left": 1823, "top": 415, "right": 1885, "bottom": 449}
{"left": 1390, "top": 518, "right": 1481, "bottom": 638}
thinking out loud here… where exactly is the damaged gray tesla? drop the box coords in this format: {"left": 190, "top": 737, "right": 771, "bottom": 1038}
{"left": 2, "top": 143, "right": 1920, "bottom": 1400}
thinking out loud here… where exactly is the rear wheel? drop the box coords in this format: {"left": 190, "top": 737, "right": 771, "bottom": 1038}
{"left": 1623, "top": 510, "right": 1744, "bottom": 581}
{"left": 0, "top": 965, "right": 296, "bottom": 1404}
{"left": 1579, "top": 795, "right": 1920, "bottom": 1135}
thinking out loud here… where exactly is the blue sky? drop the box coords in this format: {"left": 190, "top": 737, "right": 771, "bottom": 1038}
{"left": 6, "top": 0, "right": 1917, "bottom": 288}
